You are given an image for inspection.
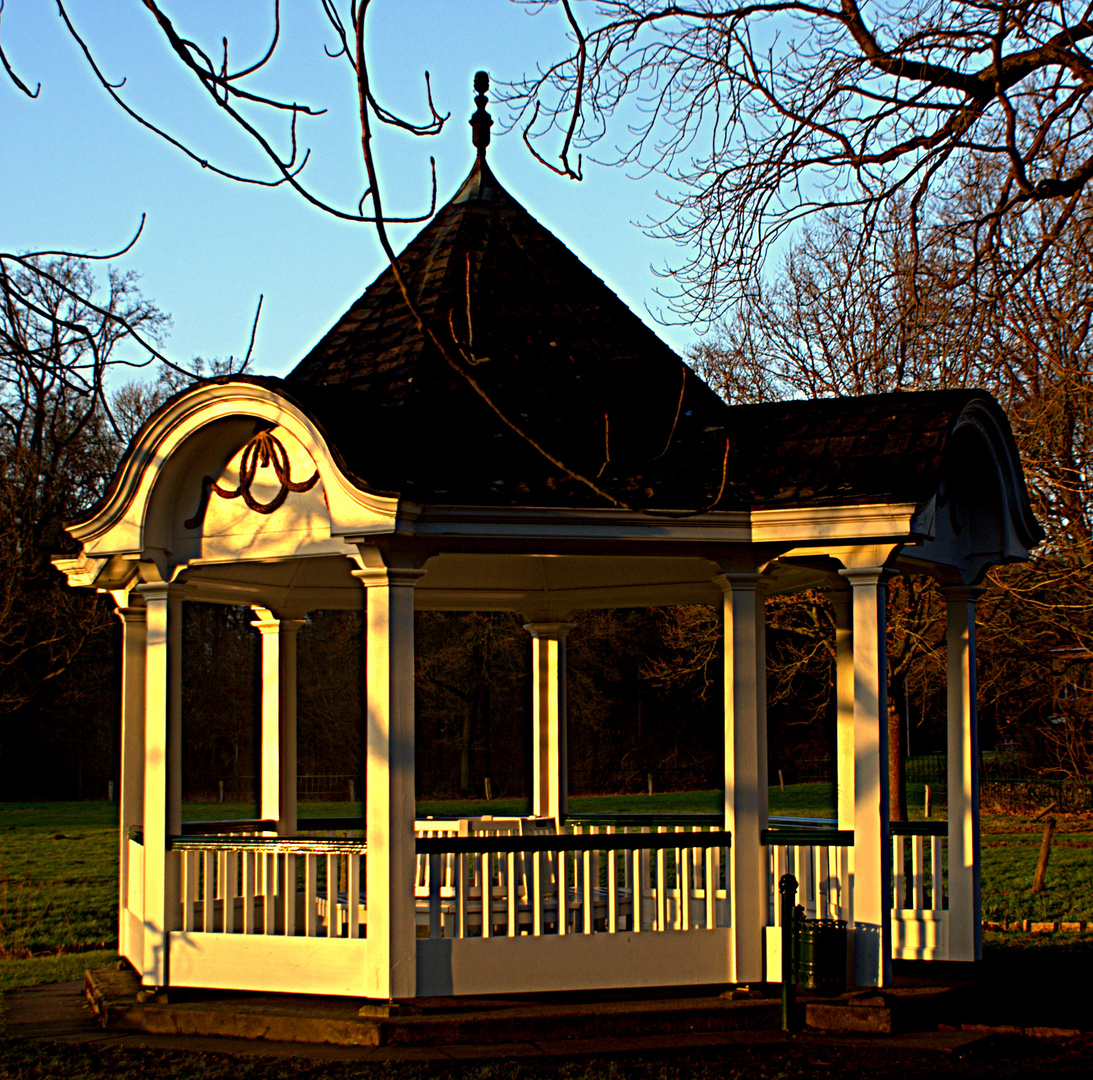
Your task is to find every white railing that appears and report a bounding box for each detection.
[170,834,366,938]
[890,823,947,914]
[761,819,951,962]
[162,818,731,944]
[762,822,853,924]
[417,826,732,940]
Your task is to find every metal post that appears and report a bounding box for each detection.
[780,873,798,1031]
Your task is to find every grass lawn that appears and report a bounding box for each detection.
[1,790,1090,991]
[2,794,1092,1078]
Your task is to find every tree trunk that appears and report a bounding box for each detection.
[459,696,475,796]
[888,676,907,822]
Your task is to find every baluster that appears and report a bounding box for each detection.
[912,835,926,910]
[506,850,517,938]
[325,853,339,937]
[457,852,468,939]
[429,852,442,939]
[181,850,195,932]
[243,851,256,934]
[480,850,491,939]
[705,845,716,929]
[839,844,850,919]
[284,853,297,936]
[582,846,593,935]
[222,850,236,934]
[680,840,692,931]
[304,853,318,937]
[893,835,906,911]
[203,850,216,933]
[557,844,567,936]
[656,844,667,932]
[633,846,644,933]
[346,852,360,938]
[532,847,543,937]
[931,836,943,912]
[264,853,278,934]
[607,832,619,934]
[771,847,785,927]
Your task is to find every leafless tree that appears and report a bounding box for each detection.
[2,1,735,513]
[507,0,1093,322]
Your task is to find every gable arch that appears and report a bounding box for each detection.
[903,396,1043,583]
[65,381,399,575]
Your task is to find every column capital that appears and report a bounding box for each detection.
[522,621,577,639]
[134,581,186,602]
[352,566,427,589]
[114,605,147,625]
[837,565,898,588]
[250,607,307,634]
[713,571,763,595]
[940,584,987,605]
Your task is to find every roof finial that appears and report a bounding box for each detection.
[470,70,493,158]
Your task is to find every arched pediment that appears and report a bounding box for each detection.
[63,381,399,584]
[901,397,1043,583]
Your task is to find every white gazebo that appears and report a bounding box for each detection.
[56,136,1041,1003]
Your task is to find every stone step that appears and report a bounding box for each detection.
[803,985,966,1034]
[86,967,780,1048]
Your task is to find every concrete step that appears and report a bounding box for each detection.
[86,967,780,1048]
[802,985,966,1034]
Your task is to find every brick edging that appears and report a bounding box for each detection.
[982,920,1090,932]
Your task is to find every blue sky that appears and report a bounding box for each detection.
[1,1,702,379]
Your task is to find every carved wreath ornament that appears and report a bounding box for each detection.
[185,430,320,530]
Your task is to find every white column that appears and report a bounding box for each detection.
[114,601,146,966]
[943,585,983,962]
[717,572,766,985]
[252,610,305,836]
[838,566,893,988]
[832,588,855,832]
[524,622,575,823]
[355,565,423,1001]
[135,583,183,988]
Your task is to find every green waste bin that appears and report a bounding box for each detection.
[793,915,847,995]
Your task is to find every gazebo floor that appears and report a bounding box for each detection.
[81,964,976,1050]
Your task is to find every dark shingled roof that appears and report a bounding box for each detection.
[285,159,733,509]
[280,158,997,513]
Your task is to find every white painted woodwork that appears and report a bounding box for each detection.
[717,572,766,984]
[832,590,855,832]
[944,586,984,962]
[135,584,173,986]
[525,622,575,822]
[416,929,733,996]
[115,602,146,967]
[199,428,342,564]
[356,560,423,1000]
[252,611,304,835]
[53,376,1040,1001]
[891,911,947,959]
[168,932,371,996]
[838,566,893,988]
[64,384,398,561]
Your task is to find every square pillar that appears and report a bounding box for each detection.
[524,622,575,823]
[716,572,767,984]
[114,600,146,967]
[831,588,855,832]
[943,585,984,962]
[354,563,423,1001]
[134,582,183,989]
[252,609,305,836]
[838,566,894,988]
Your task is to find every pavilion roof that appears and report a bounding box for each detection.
[269,160,1007,514]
